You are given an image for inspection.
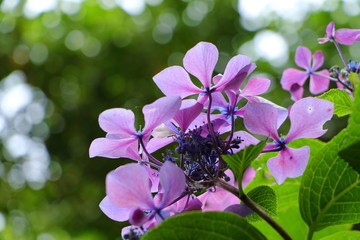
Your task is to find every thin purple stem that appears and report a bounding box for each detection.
[206,92,226,176]
[223,94,239,153]
[312,72,354,92]
[138,137,163,166]
[333,40,349,71]
[139,161,161,169]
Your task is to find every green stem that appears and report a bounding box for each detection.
[306,227,314,240]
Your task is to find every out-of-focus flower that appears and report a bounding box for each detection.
[318,22,360,45]
[281,46,330,101]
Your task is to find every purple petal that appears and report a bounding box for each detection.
[142,96,182,135]
[153,66,203,98]
[224,204,253,217]
[311,51,324,70]
[309,70,330,94]
[215,55,253,92]
[212,74,222,85]
[146,137,175,154]
[173,99,203,131]
[99,108,136,136]
[183,42,218,88]
[290,84,304,101]
[335,28,360,45]
[106,164,155,209]
[99,196,131,222]
[326,22,335,38]
[158,161,186,208]
[241,77,271,96]
[143,166,160,193]
[280,68,309,91]
[243,102,280,141]
[245,96,288,129]
[285,97,334,142]
[242,167,256,188]
[225,91,241,107]
[295,46,311,70]
[317,22,335,44]
[198,187,239,211]
[267,146,310,184]
[129,207,153,226]
[89,137,139,160]
[229,131,260,154]
[210,92,229,111]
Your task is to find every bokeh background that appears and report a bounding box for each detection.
[0,0,359,239]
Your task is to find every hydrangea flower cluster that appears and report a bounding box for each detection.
[88,27,359,237]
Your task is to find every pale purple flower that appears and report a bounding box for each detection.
[89,96,181,160]
[209,77,270,120]
[244,97,333,184]
[153,42,255,100]
[198,167,255,211]
[281,46,330,101]
[318,22,360,45]
[100,161,186,226]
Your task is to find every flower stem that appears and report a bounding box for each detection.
[333,40,349,71]
[216,180,292,240]
[223,94,238,153]
[138,137,163,166]
[312,72,354,92]
[206,92,226,175]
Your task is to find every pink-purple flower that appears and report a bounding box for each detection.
[244,97,334,184]
[318,22,360,45]
[281,46,330,101]
[100,161,186,226]
[89,96,181,161]
[153,42,255,100]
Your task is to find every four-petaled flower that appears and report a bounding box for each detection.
[153,42,255,101]
[100,161,186,226]
[281,46,330,101]
[89,96,181,160]
[244,97,334,184]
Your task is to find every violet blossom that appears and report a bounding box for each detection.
[318,22,360,45]
[89,96,181,162]
[281,46,330,101]
[100,161,186,226]
[153,42,255,101]
[244,97,333,184]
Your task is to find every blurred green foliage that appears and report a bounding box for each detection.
[0,0,359,239]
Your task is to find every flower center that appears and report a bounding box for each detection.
[274,137,287,151]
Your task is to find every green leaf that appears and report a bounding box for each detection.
[348,72,359,87]
[319,231,360,240]
[142,212,266,240]
[338,87,360,174]
[246,185,277,222]
[338,140,360,173]
[222,141,266,194]
[299,129,360,232]
[317,89,353,117]
[251,181,351,240]
[300,87,360,234]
